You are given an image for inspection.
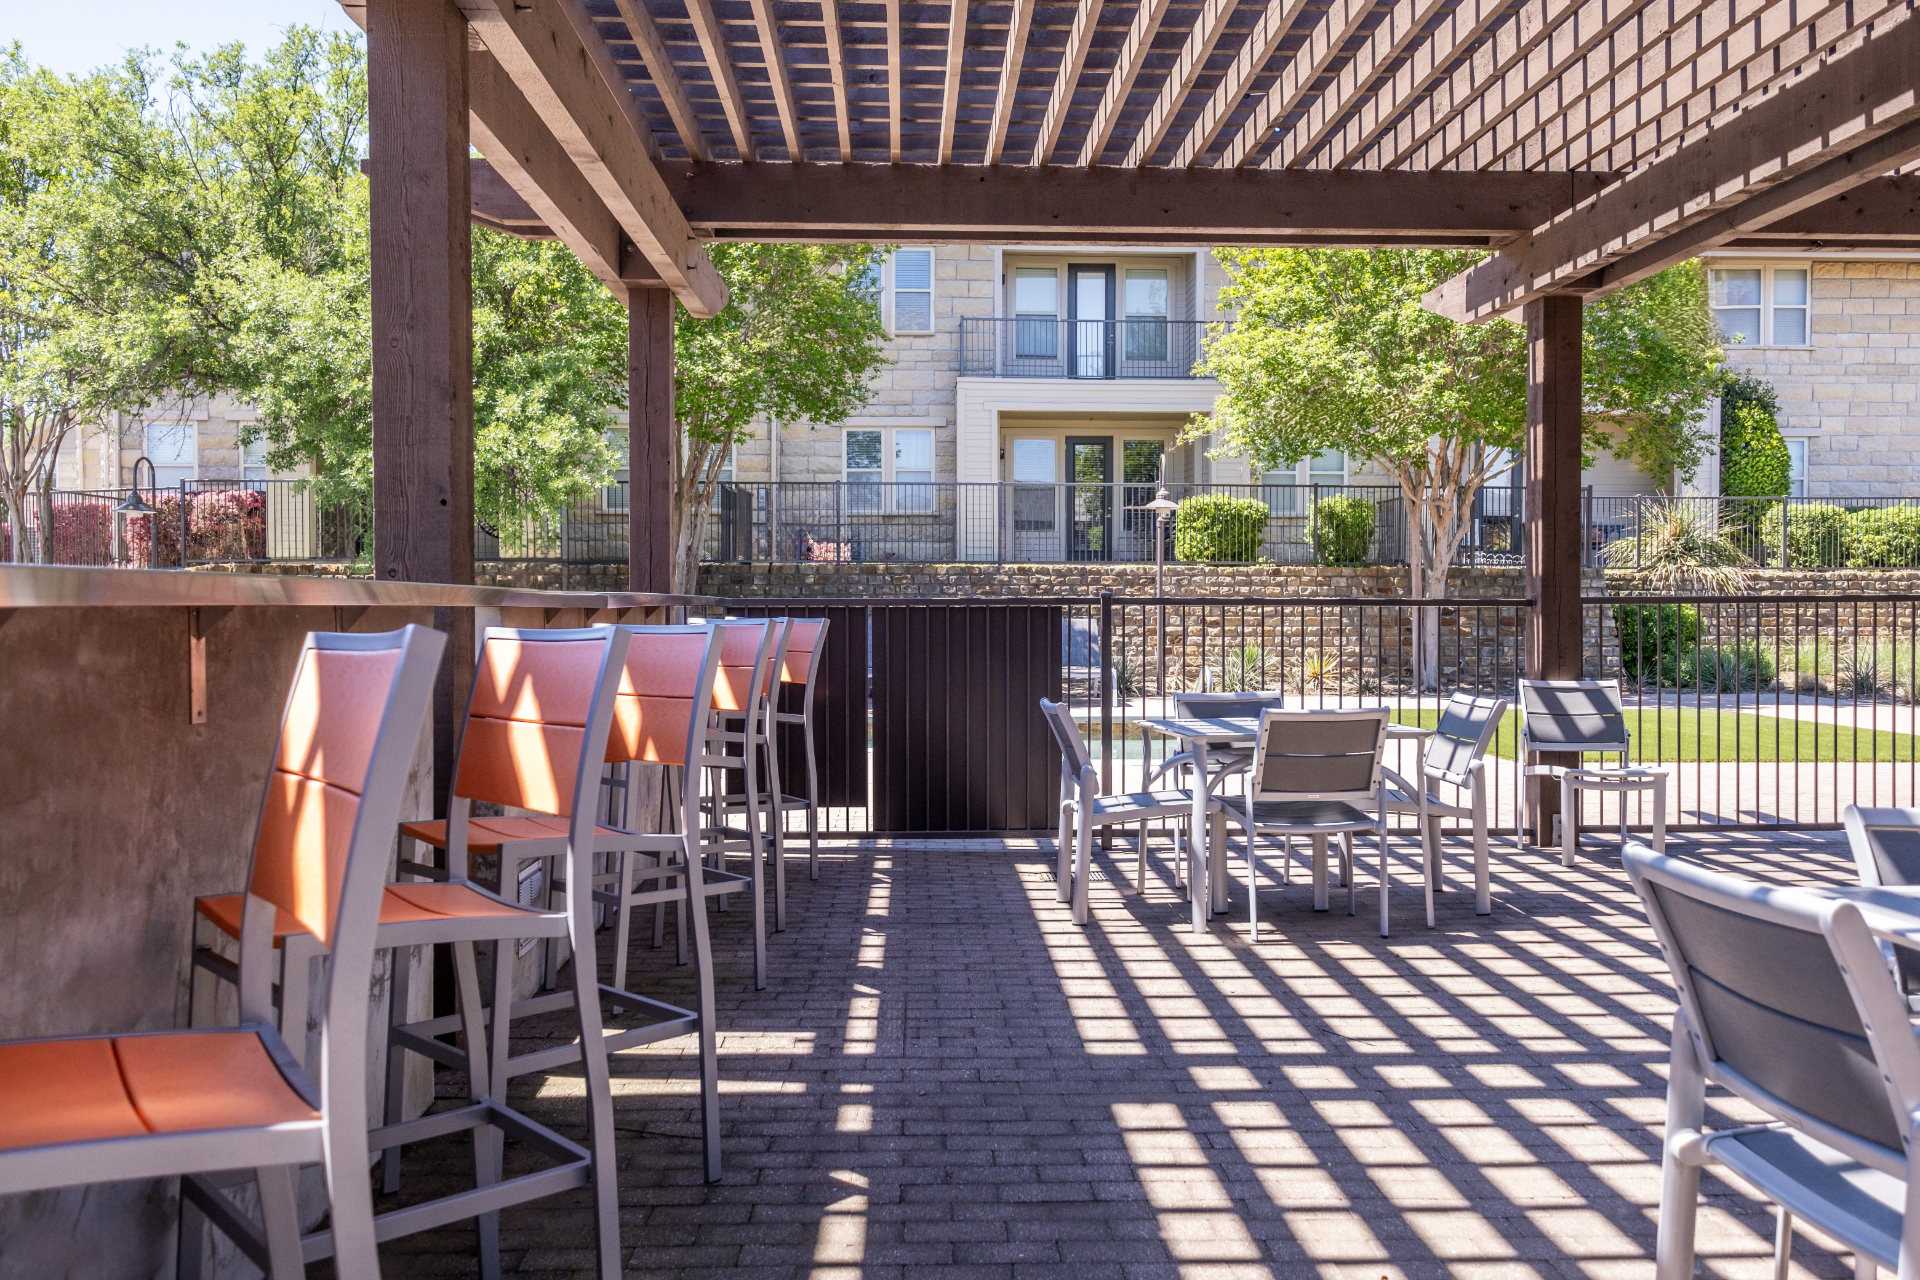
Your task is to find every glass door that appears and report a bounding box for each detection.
[1066,436,1114,561]
[1068,266,1114,378]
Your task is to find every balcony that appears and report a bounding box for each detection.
[960,317,1224,379]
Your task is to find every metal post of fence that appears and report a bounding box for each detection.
[1782,498,1791,569]
[1099,590,1114,795]
[178,482,189,569]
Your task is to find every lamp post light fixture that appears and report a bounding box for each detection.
[113,457,158,567]
[1128,458,1180,698]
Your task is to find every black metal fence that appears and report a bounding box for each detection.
[714,591,1920,838]
[960,318,1222,379]
[1587,494,1920,569]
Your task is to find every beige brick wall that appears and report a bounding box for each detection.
[1722,260,1920,499]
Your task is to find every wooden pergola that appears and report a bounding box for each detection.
[335,0,1920,808]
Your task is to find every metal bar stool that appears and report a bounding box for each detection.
[695,617,780,988]
[769,616,831,882]
[0,624,443,1280]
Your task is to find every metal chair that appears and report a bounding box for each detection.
[1383,693,1508,917]
[1843,805,1920,1013]
[1217,707,1395,938]
[1515,678,1667,864]
[1625,842,1920,1280]
[1039,699,1211,926]
[372,626,634,1280]
[1144,692,1286,795]
[768,617,832,882]
[0,624,444,1280]
[696,617,781,988]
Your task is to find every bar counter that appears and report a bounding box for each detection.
[0,566,701,1276]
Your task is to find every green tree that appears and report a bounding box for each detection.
[1198,248,1722,686]
[670,242,890,590]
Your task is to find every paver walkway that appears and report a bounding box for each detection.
[379,826,1870,1280]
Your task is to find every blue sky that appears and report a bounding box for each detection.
[5,0,352,78]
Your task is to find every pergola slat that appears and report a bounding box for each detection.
[1076,0,1175,165]
[1212,0,1379,170]
[1257,0,1450,170]
[986,0,1036,164]
[747,0,804,159]
[1170,0,1311,170]
[1034,0,1105,165]
[938,0,967,162]
[819,0,855,160]
[683,0,757,161]
[1312,0,1509,169]
[1124,0,1238,167]
[885,0,904,162]
[609,0,710,163]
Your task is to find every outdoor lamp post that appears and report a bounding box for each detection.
[1129,459,1179,698]
[113,457,157,568]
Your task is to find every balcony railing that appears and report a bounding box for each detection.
[705,481,1523,566]
[959,318,1224,379]
[1585,494,1920,569]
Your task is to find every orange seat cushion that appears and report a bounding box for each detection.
[385,882,541,920]
[401,817,622,854]
[0,1031,316,1153]
[196,894,302,943]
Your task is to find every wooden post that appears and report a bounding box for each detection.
[628,285,675,594]
[1524,294,1583,844]
[368,0,473,812]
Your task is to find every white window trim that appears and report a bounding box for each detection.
[844,426,937,513]
[1708,259,1814,349]
[1782,434,1812,499]
[144,421,198,487]
[885,247,937,336]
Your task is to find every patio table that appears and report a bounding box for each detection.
[1138,713,1432,934]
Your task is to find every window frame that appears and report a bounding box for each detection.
[844,425,938,514]
[1784,436,1810,499]
[144,422,198,489]
[887,247,937,336]
[1708,260,1814,349]
[1259,450,1347,515]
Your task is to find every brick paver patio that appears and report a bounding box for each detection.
[378,827,1868,1279]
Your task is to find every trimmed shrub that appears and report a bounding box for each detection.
[1682,642,1776,692]
[1614,603,1700,684]
[1760,502,1847,568]
[1719,376,1790,498]
[1173,493,1268,562]
[1308,494,1377,566]
[126,489,268,566]
[1,499,115,564]
[1844,505,1920,569]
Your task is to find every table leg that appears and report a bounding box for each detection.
[1190,740,1210,934]
[1210,807,1228,914]
[1312,833,1328,911]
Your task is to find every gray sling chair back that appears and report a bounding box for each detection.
[1626,843,1920,1280]
[1844,806,1920,1012]
[0,624,444,1280]
[1383,693,1507,917]
[1218,707,1395,938]
[1039,698,1213,926]
[1516,678,1667,864]
[373,625,634,1280]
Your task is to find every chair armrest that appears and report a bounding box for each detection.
[1079,763,1101,801]
[1144,751,1195,788]
[1381,765,1417,796]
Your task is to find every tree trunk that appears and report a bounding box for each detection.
[2,482,28,564]
[34,480,54,565]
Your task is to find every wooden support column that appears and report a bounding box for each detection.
[1524,294,1583,843]
[369,0,474,812]
[628,285,676,594]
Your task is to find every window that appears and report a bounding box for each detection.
[242,436,270,486]
[1013,267,1059,359]
[891,249,934,334]
[145,423,196,488]
[1710,264,1811,346]
[1123,269,1169,363]
[603,429,629,511]
[845,427,934,513]
[1009,438,1056,530]
[1785,438,1808,498]
[1260,449,1345,514]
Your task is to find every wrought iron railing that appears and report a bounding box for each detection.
[704,480,1521,567]
[959,318,1225,378]
[1585,493,1920,569]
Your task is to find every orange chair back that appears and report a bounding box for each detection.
[454,635,609,816]
[249,645,402,946]
[709,620,770,714]
[607,630,713,766]
[779,619,826,686]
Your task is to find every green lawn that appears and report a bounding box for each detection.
[1390,707,1920,764]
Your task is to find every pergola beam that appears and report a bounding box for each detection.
[1426,14,1920,321]
[661,160,1619,237]
[748,0,804,159]
[609,0,709,162]
[938,0,967,163]
[1034,0,1103,165]
[1124,0,1236,168]
[819,0,854,161]
[459,0,727,316]
[1076,0,1174,166]
[985,0,1034,164]
[684,0,757,160]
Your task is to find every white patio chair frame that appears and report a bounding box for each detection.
[1843,805,1920,1014]
[1383,693,1507,917]
[1626,842,1920,1280]
[0,624,444,1280]
[1218,707,1396,938]
[365,625,634,1280]
[1515,678,1667,865]
[768,616,831,883]
[1039,699,1214,926]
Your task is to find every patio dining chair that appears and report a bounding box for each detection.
[697,617,782,987]
[1039,698,1212,926]
[1217,707,1399,938]
[768,617,831,882]
[370,626,634,1280]
[1842,805,1920,1013]
[1516,678,1667,865]
[1626,843,1920,1280]
[1383,693,1507,917]
[0,623,444,1280]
